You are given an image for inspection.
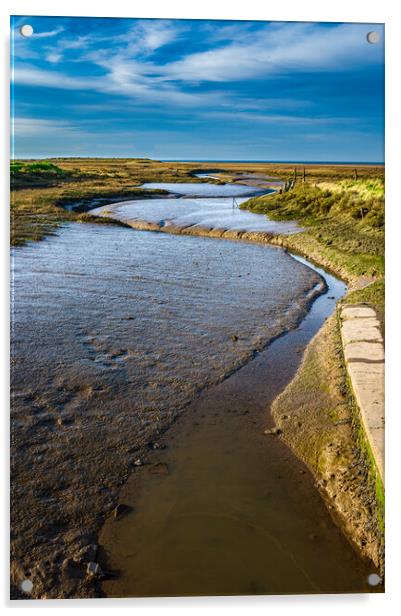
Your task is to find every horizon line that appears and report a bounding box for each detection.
[12,157,385,166]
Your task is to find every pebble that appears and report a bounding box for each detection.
[147,441,165,450]
[264,427,282,436]
[73,544,98,563]
[113,503,131,519]
[86,561,103,577]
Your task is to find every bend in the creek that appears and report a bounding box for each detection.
[91,181,301,236]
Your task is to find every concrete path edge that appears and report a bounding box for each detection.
[340,304,384,485]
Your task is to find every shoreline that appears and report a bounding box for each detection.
[90,209,368,289]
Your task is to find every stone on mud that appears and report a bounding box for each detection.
[73,544,98,563]
[264,427,282,436]
[113,503,131,519]
[86,561,103,577]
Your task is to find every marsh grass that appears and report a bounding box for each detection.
[10,158,210,246]
[317,178,384,200]
[242,181,384,282]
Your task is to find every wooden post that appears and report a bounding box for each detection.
[303,167,306,183]
[354,168,358,181]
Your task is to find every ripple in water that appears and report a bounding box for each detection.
[92,181,301,234]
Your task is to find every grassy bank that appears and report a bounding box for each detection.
[10,158,212,246]
[241,178,384,317]
[242,181,384,278]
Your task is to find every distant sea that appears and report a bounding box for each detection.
[162,159,384,165]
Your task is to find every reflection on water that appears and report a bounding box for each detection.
[92,181,301,234]
[141,181,268,197]
[12,224,318,428]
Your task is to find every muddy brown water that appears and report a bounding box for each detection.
[99,260,379,598]
[92,178,379,597]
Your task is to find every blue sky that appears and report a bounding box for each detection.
[11,16,384,161]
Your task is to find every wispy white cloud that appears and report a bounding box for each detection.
[33,27,65,38]
[158,22,384,82]
[12,64,86,90]
[12,20,384,113]
[12,116,82,138]
[202,110,358,127]
[13,20,206,106]
[44,35,93,63]
[12,62,229,108]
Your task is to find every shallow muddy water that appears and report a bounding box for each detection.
[92,181,301,234]
[11,222,320,597]
[99,260,379,597]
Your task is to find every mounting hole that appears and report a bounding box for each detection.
[20,24,34,38]
[20,579,33,593]
[367,573,382,586]
[367,31,380,44]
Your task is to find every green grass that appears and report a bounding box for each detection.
[11,161,73,188]
[342,279,384,309]
[354,417,385,534]
[318,178,385,200]
[10,158,208,246]
[242,182,384,282]
[243,183,384,229]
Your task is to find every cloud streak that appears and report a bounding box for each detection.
[13,21,384,107]
[10,16,384,161]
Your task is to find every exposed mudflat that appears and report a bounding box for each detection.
[91,181,301,235]
[10,223,321,598]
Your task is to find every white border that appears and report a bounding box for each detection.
[1,1,400,614]
[0,0,390,23]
